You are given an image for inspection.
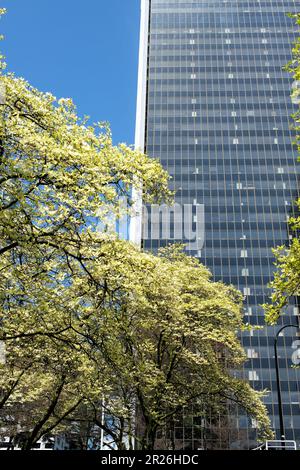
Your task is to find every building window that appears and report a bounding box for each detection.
[251,419,258,429]
[247,308,253,316]
[247,349,259,359]
[249,371,259,381]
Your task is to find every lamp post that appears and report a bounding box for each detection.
[274,323,299,441]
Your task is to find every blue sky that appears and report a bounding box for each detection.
[1,0,141,145]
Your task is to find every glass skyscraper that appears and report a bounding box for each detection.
[135,0,300,449]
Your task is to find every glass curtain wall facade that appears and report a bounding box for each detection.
[138,0,300,449]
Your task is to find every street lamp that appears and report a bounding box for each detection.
[274,323,299,441]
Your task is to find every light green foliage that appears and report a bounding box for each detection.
[0,33,171,447]
[86,244,272,448]
[264,14,300,325]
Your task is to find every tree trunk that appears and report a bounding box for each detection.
[142,421,158,450]
[21,377,66,450]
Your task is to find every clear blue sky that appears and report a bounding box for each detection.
[1,0,141,145]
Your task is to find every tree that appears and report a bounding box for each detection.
[0,309,110,450]
[0,9,171,448]
[264,14,300,325]
[62,244,272,450]
[0,3,171,376]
